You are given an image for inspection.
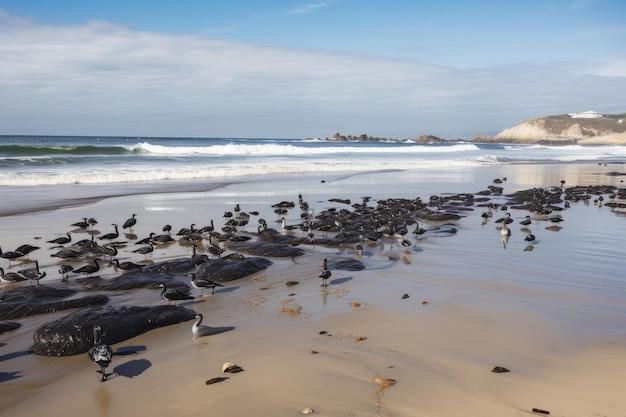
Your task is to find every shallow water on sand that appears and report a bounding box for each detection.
[1,164,625,416]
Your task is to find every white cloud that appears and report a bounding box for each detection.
[0,16,624,138]
[286,2,330,15]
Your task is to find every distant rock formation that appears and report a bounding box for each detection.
[310,133,452,143]
[475,114,626,145]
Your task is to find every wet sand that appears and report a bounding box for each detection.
[1,163,626,417]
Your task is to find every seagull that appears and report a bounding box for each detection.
[192,313,215,338]
[58,264,74,281]
[72,259,101,277]
[47,232,72,245]
[189,273,223,296]
[319,258,332,287]
[158,283,194,304]
[88,326,113,382]
[122,213,137,231]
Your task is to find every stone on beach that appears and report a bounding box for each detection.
[32,304,196,356]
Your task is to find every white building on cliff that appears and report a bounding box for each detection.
[568,111,603,118]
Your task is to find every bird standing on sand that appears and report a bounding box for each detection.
[110,258,144,272]
[18,260,47,286]
[47,232,72,245]
[192,313,215,338]
[319,258,332,287]
[0,246,25,264]
[99,224,119,241]
[133,243,154,258]
[0,267,28,283]
[58,264,74,280]
[189,273,223,296]
[122,214,137,231]
[158,283,194,304]
[88,326,113,382]
[72,259,101,277]
[520,215,532,227]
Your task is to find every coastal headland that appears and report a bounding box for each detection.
[313,112,626,145]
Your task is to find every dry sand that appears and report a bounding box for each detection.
[1,164,626,417]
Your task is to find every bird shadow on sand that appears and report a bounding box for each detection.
[0,371,23,383]
[215,286,238,294]
[115,345,146,356]
[329,276,353,286]
[0,350,31,363]
[113,358,152,379]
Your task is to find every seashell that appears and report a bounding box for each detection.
[302,408,314,414]
[222,362,244,373]
[401,293,409,299]
[491,366,510,373]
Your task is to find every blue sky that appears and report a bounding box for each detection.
[1,0,625,138]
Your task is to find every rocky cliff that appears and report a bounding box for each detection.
[477,114,626,145]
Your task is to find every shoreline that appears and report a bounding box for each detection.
[1,163,625,416]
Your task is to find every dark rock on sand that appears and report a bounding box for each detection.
[193,256,273,282]
[327,258,365,271]
[0,286,109,320]
[76,272,190,293]
[32,304,196,356]
[0,321,21,334]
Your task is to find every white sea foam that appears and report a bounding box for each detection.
[134,141,481,156]
[0,159,482,186]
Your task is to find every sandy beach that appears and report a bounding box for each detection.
[1,163,626,417]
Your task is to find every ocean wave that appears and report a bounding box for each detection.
[0,144,137,157]
[135,141,481,156]
[0,159,482,186]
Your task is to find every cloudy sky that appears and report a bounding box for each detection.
[1,0,625,139]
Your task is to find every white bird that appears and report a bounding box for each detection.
[192,314,216,338]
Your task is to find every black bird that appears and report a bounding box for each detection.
[88,326,113,382]
[162,224,172,234]
[158,283,194,304]
[132,243,154,258]
[0,267,28,283]
[71,218,90,229]
[14,244,40,257]
[47,232,72,245]
[520,215,532,226]
[50,248,82,260]
[524,233,536,243]
[495,212,513,224]
[189,273,223,296]
[18,260,47,286]
[72,259,101,277]
[58,264,74,280]
[99,224,119,241]
[110,258,144,272]
[319,258,332,287]
[0,246,24,263]
[122,213,137,230]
